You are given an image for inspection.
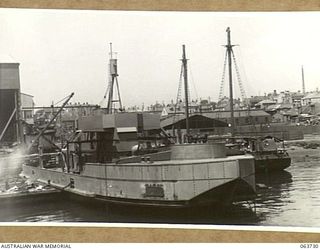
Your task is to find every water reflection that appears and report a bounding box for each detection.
[0,188,260,224]
[254,171,293,224]
[256,170,293,206]
[101,200,259,225]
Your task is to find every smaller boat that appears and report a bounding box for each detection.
[214,135,291,173]
[243,136,291,173]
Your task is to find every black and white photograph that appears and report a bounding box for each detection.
[0,8,319,231]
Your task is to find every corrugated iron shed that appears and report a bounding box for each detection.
[161,114,228,129]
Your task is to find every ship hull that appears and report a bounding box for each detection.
[93,178,256,208]
[254,153,291,173]
[22,154,256,209]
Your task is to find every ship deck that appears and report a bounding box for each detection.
[95,154,254,167]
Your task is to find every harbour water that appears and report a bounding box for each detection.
[0,146,319,227]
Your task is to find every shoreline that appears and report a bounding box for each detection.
[285,135,320,162]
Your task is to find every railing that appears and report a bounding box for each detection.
[24,152,66,170]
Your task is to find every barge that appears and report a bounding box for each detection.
[22,43,256,209]
[22,115,256,208]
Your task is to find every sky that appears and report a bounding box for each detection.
[0,9,320,107]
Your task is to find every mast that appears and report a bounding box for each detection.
[225,27,235,137]
[302,65,306,95]
[106,43,122,114]
[182,45,190,136]
[107,43,114,113]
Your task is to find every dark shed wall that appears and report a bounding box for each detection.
[0,89,17,143]
[0,63,21,144]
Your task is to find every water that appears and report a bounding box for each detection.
[0,147,320,227]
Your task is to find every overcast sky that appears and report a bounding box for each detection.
[1,9,320,107]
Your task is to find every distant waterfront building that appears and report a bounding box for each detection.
[301,102,320,116]
[274,91,292,104]
[255,99,277,110]
[302,91,320,105]
[149,102,164,112]
[216,96,230,110]
[199,99,215,112]
[207,110,271,126]
[161,110,271,129]
[265,103,296,123]
[291,91,304,108]
[246,96,265,108]
[21,93,35,124]
[160,99,216,118]
[216,97,242,111]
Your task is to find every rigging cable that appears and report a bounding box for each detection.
[238,46,253,107]
[218,50,228,102]
[99,84,111,107]
[173,63,184,125]
[188,63,199,102]
[231,49,248,104]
